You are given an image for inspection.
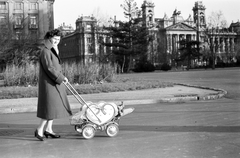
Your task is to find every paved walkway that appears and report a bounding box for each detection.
[0,84,227,114]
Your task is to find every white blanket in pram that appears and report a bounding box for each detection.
[70,101,133,126]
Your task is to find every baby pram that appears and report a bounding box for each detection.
[64,82,134,139]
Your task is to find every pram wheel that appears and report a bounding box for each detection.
[82,125,95,139]
[106,123,119,137]
[75,125,82,133]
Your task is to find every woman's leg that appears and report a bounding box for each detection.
[44,119,61,138]
[37,119,47,136]
[45,120,54,133]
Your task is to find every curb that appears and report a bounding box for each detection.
[0,84,228,114]
[174,83,227,101]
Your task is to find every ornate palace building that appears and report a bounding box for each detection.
[0,0,55,40]
[142,0,239,67]
[59,16,110,64]
[59,0,240,67]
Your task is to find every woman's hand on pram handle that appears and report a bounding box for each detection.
[63,77,68,84]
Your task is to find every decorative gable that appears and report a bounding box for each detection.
[166,23,196,31]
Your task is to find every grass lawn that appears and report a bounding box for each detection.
[0,77,174,99]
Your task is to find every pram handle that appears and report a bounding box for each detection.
[63,81,101,123]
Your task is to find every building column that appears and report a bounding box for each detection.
[191,34,196,41]
[176,34,179,51]
[215,37,220,54]
[103,36,106,54]
[169,34,172,54]
[229,38,235,62]
[221,37,225,53]
[230,38,235,53]
[166,34,170,54]
[211,36,216,65]
[94,32,98,56]
[225,38,230,54]
[182,34,186,41]
[171,34,177,65]
[172,34,176,54]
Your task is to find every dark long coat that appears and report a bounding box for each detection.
[37,40,72,120]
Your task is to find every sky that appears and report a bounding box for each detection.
[54,0,240,29]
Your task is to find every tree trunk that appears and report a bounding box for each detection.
[212,48,215,69]
[122,55,125,73]
[187,55,190,70]
[127,54,132,72]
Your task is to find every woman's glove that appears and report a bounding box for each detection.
[63,77,68,83]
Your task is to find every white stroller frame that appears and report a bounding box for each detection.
[64,82,126,139]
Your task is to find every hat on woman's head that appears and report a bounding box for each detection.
[44,29,62,39]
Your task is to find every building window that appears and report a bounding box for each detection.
[88,44,92,54]
[86,24,91,30]
[0,2,6,10]
[148,14,153,23]
[29,15,38,29]
[14,14,23,29]
[0,14,7,29]
[15,2,23,10]
[0,15,7,23]
[29,3,38,10]
[106,37,111,53]
[15,15,22,25]
[87,37,92,44]
[15,31,22,40]
[87,37,93,54]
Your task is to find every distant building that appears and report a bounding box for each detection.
[230,21,240,33]
[0,0,55,40]
[57,22,74,36]
[59,0,240,68]
[59,15,110,64]
[143,0,240,67]
[0,0,55,71]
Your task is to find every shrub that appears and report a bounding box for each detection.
[216,62,226,68]
[62,62,117,84]
[3,63,39,86]
[133,61,155,72]
[0,73,4,80]
[2,62,117,86]
[98,64,117,82]
[160,63,171,71]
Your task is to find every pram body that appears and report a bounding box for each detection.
[64,82,134,139]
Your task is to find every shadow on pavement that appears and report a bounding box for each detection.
[1,123,240,140]
[120,125,240,133]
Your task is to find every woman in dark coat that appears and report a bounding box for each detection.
[35,29,72,141]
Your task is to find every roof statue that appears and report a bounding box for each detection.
[173,9,181,16]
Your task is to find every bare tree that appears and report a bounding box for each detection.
[207,10,228,28]
[205,10,229,69]
[0,16,40,67]
[92,7,111,27]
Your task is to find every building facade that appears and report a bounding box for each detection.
[59,0,240,68]
[58,22,74,36]
[0,0,55,40]
[59,15,111,64]
[144,1,239,67]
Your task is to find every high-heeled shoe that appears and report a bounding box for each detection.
[44,131,61,139]
[34,129,45,141]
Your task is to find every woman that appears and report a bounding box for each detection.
[35,29,72,141]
